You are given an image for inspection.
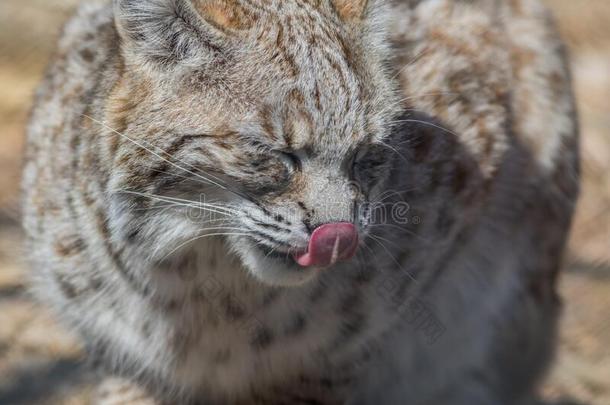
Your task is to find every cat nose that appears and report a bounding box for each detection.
[293,222,359,267]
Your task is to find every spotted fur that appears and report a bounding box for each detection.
[22,0,578,403]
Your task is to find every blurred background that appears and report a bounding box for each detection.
[0,1,608,404]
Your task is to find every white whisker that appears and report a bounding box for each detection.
[390,118,458,137]
[117,190,238,216]
[367,235,419,284]
[83,114,233,193]
[157,231,251,262]
[394,92,458,105]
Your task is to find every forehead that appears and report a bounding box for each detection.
[264,86,370,156]
[247,5,373,152]
[170,1,382,152]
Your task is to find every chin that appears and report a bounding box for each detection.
[231,237,321,287]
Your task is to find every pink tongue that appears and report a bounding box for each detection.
[294,223,359,267]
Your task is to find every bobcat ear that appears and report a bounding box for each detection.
[331,0,369,22]
[113,0,245,65]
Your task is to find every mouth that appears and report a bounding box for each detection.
[253,223,359,269]
[293,222,360,268]
[241,223,360,286]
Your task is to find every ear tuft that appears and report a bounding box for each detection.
[332,0,369,22]
[193,0,252,31]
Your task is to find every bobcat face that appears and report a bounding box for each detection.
[108,0,400,286]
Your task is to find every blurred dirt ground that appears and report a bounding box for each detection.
[0,1,608,404]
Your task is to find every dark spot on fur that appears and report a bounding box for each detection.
[125,228,140,243]
[55,275,78,299]
[223,294,246,321]
[165,299,180,312]
[452,162,471,195]
[54,235,86,257]
[285,313,308,336]
[80,48,95,63]
[273,213,287,224]
[250,325,274,350]
[262,288,281,307]
[89,275,104,291]
[339,291,362,315]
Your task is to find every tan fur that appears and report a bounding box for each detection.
[333,0,369,21]
[194,0,253,31]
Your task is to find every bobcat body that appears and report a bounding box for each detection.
[22,0,579,403]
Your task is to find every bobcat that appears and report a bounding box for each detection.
[22,0,579,403]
